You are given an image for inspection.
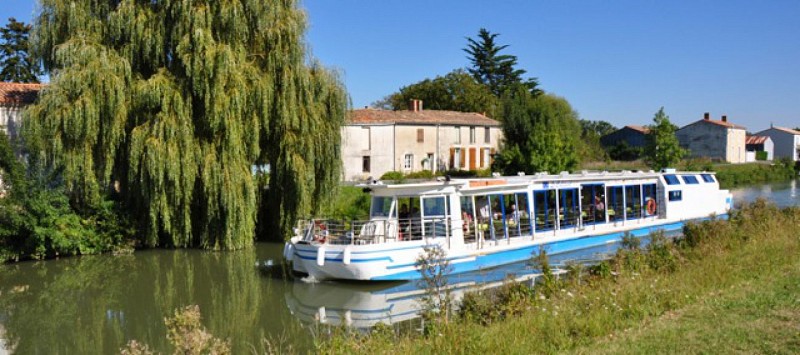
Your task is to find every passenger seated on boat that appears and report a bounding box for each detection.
[462,211,473,233]
[593,195,605,221]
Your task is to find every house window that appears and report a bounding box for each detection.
[481,148,491,168]
[363,126,371,150]
[417,128,424,143]
[362,156,370,173]
[454,148,462,169]
[470,127,476,143]
[404,154,414,170]
[484,127,490,143]
[455,126,461,144]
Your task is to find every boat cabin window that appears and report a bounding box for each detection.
[701,174,715,183]
[504,192,531,236]
[681,175,699,184]
[559,188,579,228]
[607,186,624,222]
[581,184,606,225]
[664,174,681,185]
[422,196,448,217]
[371,196,395,217]
[668,190,682,201]
[625,185,642,219]
[534,190,557,231]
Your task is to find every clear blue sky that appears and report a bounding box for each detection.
[3,1,799,131]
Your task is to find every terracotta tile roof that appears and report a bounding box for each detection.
[349,108,501,126]
[770,126,800,135]
[625,125,650,134]
[0,82,43,106]
[746,135,768,145]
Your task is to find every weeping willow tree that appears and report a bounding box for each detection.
[24,0,347,249]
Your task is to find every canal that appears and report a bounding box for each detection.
[1,180,798,353]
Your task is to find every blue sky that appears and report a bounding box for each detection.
[2,1,799,131]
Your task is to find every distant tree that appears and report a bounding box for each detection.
[579,119,616,162]
[493,87,581,174]
[463,28,540,97]
[580,119,617,137]
[380,69,499,117]
[644,107,685,170]
[608,141,644,161]
[0,18,40,83]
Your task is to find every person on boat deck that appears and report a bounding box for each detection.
[593,195,605,220]
[462,211,473,233]
[399,204,410,231]
[507,204,526,221]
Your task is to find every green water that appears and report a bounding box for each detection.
[0,244,321,354]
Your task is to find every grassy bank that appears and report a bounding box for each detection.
[318,200,800,354]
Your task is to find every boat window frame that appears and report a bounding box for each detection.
[681,175,700,184]
[580,183,606,225]
[664,174,681,185]
[701,174,715,183]
[668,190,683,202]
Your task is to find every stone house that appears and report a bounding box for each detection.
[754,126,800,161]
[744,135,773,161]
[599,125,649,149]
[0,82,43,139]
[676,113,746,163]
[341,100,503,181]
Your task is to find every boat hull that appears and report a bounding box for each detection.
[287,215,725,281]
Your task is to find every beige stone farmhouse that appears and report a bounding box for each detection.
[676,113,746,163]
[341,100,502,181]
[0,82,42,139]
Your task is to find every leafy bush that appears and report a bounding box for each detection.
[379,171,404,181]
[755,151,768,161]
[405,170,434,179]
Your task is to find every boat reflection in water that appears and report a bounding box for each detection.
[285,243,617,331]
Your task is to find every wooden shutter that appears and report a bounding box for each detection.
[469,148,477,170]
[449,147,455,169]
[460,148,466,168]
[480,148,485,167]
[417,128,424,143]
[490,148,496,166]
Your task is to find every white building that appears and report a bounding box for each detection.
[341,100,502,181]
[755,126,800,161]
[0,82,43,139]
[676,113,746,164]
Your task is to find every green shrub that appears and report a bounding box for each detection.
[755,151,768,161]
[405,170,434,179]
[379,171,404,181]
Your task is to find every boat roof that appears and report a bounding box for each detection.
[363,170,716,195]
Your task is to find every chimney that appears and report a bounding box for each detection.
[409,99,423,112]
[703,112,710,120]
[721,115,727,122]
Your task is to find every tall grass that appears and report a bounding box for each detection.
[317,200,800,354]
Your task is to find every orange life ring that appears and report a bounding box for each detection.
[646,199,656,215]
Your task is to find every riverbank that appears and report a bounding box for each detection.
[318,200,800,354]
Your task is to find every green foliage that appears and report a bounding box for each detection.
[755,151,768,161]
[712,159,796,188]
[578,119,615,162]
[620,231,641,250]
[416,245,454,325]
[379,171,404,181]
[26,0,347,248]
[163,305,231,354]
[0,17,40,82]
[644,107,685,170]
[324,186,370,220]
[494,89,581,174]
[379,69,500,118]
[607,141,644,161]
[464,28,539,97]
[404,170,435,179]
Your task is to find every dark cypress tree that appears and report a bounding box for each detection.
[463,28,539,97]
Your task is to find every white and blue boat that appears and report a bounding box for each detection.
[284,169,732,281]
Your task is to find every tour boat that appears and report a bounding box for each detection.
[283,169,732,281]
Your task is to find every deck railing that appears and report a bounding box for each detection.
[296,217,452,245]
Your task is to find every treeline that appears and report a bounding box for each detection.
[375,29,685,175]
